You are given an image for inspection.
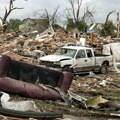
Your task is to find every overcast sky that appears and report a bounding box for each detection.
[0,0,120,24]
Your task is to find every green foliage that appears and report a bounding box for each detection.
[66,18,75,30]
[66,18,88,32]
[76,20,88,32]
[53,24,62,30]
[100,20,116,37]
[7,19,21,31]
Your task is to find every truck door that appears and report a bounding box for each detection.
[73,49,95,73]
[73,49,87,72]
[85,49,95,71]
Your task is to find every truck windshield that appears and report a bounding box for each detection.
[54,48,77,58]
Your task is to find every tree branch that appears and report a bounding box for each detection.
[76,0,82,20]
[104,10,115,27]
[69,0,76,22]
[11,7,24,11]
[1,0,24,25]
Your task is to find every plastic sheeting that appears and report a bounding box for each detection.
[102,43,120,62]
[0,92,40,112]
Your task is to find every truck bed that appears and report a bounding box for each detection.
[94,54,111,57]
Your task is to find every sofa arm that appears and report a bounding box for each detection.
[0,55,11,77]
[57,72,74,93]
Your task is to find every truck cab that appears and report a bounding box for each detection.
[39,46,113,74]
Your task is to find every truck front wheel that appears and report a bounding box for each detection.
[62,66,73,72]
[100,63,108,74]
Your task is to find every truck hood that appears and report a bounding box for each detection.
[39,55,72,62]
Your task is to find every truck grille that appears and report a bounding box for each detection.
[40,61,60,68]
[41,61,53,67]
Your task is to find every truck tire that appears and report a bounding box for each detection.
[62,66,73,72]
[100,63,108,74]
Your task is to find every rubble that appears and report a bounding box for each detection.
[0,26,120,120]
[0,27,90,63]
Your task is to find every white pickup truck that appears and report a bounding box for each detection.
[39,46,113,74]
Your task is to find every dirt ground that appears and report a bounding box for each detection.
[1,70,120,120]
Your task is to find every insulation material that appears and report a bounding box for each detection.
[0,92,40,112]
[103,43,120,62]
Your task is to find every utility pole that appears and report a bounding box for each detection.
[117,12,120,38]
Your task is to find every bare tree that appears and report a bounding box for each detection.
[68,0,83,23]
[66,0,94,31]
[104,10,115,27]
[0,0,24,25]
[100,11,116,36]
[41,6,60,27]
[81,5,94,22]
[33,6,60,29]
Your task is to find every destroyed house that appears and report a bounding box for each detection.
[19,18,48,33]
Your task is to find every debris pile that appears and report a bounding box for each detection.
[0,27,104,63]
[0,27,120,120]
